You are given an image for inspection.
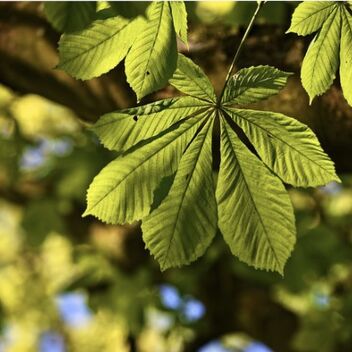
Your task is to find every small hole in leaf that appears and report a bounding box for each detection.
[146,71,150,75]
[133,116,138,121]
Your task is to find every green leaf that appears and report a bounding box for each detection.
[169,54,216,102]
[84,51,338,273]
[108,1,149,18]
[58,16,143,80]
[44,2,97,33]
[221,66,292,106]
[170,1,188,45]
[125,2,177,100]
[142,118,217,270]
[216,118,296,274]
[84,111,207,224]
[225,107,340,187]
[301,6,341,103]
[288,2,352,106]
[287,1,337,35]
[340,7,352,106]
[93,96,206,151]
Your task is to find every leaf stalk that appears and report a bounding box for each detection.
[217,1,265,104]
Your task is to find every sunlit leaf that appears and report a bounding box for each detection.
[170,1,188,45]
[300,6,341,103]
[225,107,340,187]
[142,118,217,270]
[340,8,352,106]
[169,54,216,102]
[84,111,207,224]
[125,2,177,100]
[58,16,143,79]
[287,1,336,35]
[216,118,296,274]
[85,54,337,272]
[221,66,292,105]
[93,96,207,151]
[288,2,352,106]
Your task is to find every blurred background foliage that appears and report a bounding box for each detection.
[0,1,352,352]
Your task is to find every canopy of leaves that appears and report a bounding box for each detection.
[58,1,188,100]
[84,55,339,274]
[288,1,352,106]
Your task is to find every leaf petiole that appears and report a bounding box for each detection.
[217,1,265,104]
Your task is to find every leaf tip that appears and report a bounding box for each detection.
[308,95,315,105]
[334,174,342,184]
[159,265,168,272]
[82,209,90,218]
[277,267,285,277]
[158,257,171,272]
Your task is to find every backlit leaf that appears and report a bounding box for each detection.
[287,1,336,35]
[216,118,296,274]
[93,96,207,151]
[84,111,207,224]
[340,7,352,106]
[84,51,338,273]
[58,16,143,80]
[169,54,216,102]
[301,6,341,103]
[225,108,340,187]
[221,66,292,106]
[288,2,352,106]
[170,1,188,45]
[142,118,217,270]
[125,2,177,100]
